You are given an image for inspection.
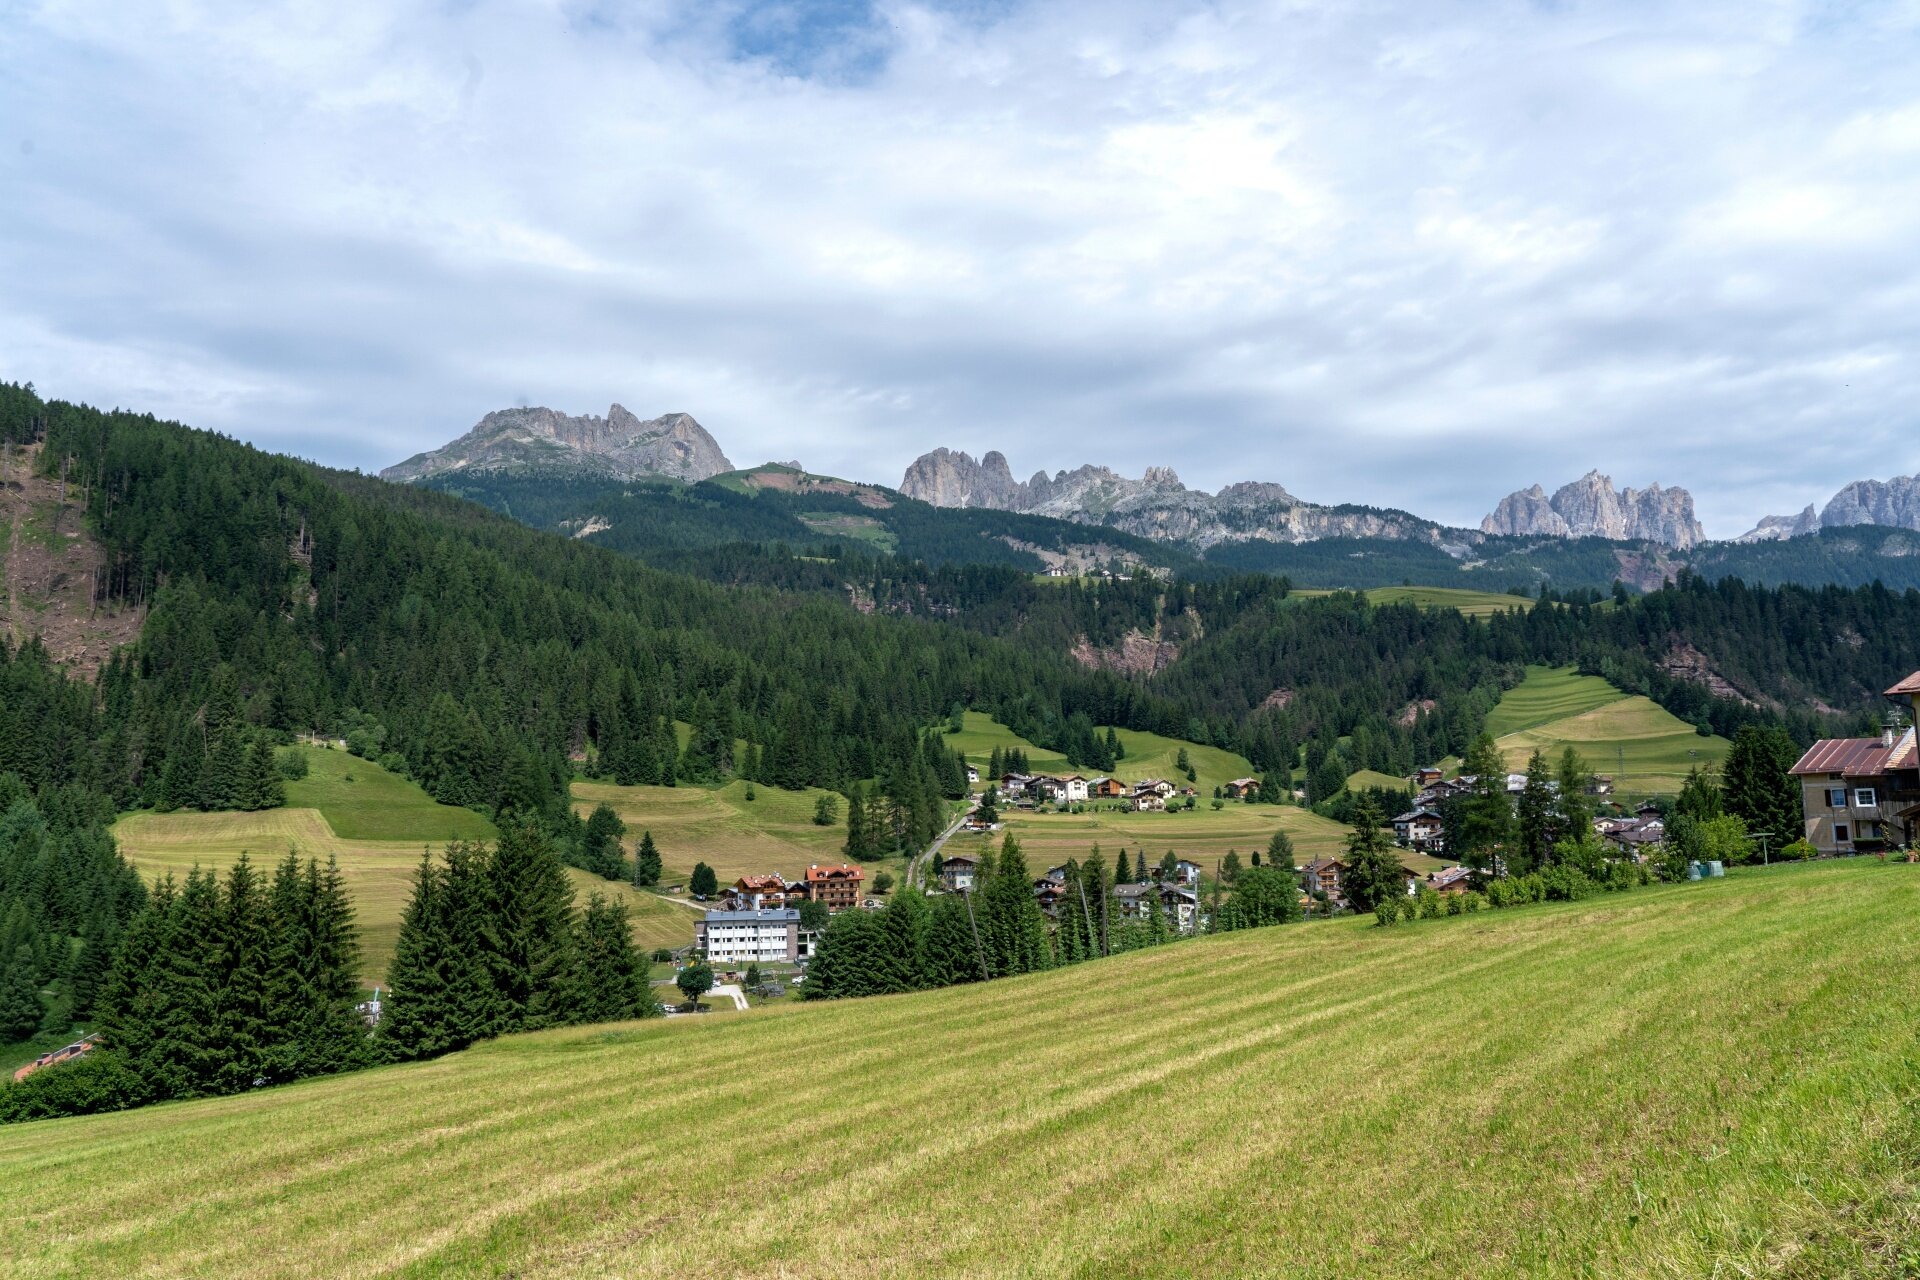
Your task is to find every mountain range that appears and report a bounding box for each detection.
[382,406,1920,565]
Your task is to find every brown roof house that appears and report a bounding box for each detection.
[1789,671,1920,855]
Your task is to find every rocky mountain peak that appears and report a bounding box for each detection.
[381,404,733,485]
[1482,472,1705,548]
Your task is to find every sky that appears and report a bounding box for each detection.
[3,0,1919,538]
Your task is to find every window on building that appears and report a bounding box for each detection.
[1835,824,1850,843]
[1854,788,1878,809]
[1827,788,1848,807]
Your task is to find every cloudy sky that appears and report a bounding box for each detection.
[4,0,1919,536]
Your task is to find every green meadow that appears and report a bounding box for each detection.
[6,862,1919,1277]
[947,711,1261,795]
[1483,668,1731,794]
[1294,585,1534,617]
[111,750,692,976]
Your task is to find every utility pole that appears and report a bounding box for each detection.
[961,888,991,982]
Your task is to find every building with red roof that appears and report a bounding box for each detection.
[1789,671,1920,854]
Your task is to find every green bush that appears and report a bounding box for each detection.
[0,1050,147,1124]
[1782,839,1817,861]
[1374,901,1400,928]
[276,749,310,781]
[1416,886,1443,919]
[376,752,408,777]
[1445,892,1465,916]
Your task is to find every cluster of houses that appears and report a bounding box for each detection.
[1391,768,1616,855]
[939,852,1205,932]
[998,772,1201,812]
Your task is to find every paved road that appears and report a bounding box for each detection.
[909,800,979,890]
[707,983,749,1011]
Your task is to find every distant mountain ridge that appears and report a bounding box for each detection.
[897,448,1456,550]
[1739,474,1920,541]
[1481,472,1706,549]
[380,404,732,484]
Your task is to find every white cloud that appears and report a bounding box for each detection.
[1,0,1917,536]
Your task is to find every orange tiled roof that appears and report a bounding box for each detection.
[805,863,865,882]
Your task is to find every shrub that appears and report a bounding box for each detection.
[1445,892,1464,916]
[276,749,310,781]
[1463,891,1486,913]
[1783,839,1817,861]
[0,1051,147,1123]
[1416,886,1443,919]
[376,752,408,777]
[1375,901,1400,928]
[650,948,674,963]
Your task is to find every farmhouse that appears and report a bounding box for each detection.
[966,765,980,784]
[1299,857,1347,907]
[1427,865,1476,895]
[801,863,866,913]
[1392,806,1444,851]
[1060,775,1090,803]
[1132,790,1166,812]
[1413,766,1445,788]
[696,908,814,964]
[1000,773,1034,796]
[1135,779,1176,798]
[940,855,979,892]
[1088,777,1126,798]
[1223,777,1261,799]
[1789,671,1920,855]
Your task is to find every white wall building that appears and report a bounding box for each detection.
[696,909,812,964]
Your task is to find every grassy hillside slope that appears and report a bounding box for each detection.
[1478,667,1733,795]
[1295,585,1534,617]
[113,750,692,974]
[6,862,1918,1278]
[948,712,1260,795]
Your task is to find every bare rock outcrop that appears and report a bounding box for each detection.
[1820,475,1920,532]
[1481,472,1705,549]
[382,405,733,484]
[900,449,1447,549]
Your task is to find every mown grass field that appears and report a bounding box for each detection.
[1461,666,1734,796]
[282,746,498,842]
[111,756,692,977]
[1295,585,1533,617]
[8,862,1920,1277]
[947,712,1261,796]
[569,777,892,886]
[1483,665,1631,737]
[1345,767,1409,793]
[112,808,694,975]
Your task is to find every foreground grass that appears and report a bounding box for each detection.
[6,861,1919,1277]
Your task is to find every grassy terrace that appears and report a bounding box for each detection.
[6,861,1919,1277]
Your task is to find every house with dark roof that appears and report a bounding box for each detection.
[1391,806,1444,851]
[1789,672,1920,855]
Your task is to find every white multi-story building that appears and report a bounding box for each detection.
[695,909,813,964]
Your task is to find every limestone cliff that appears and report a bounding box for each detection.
[899,450,1448,549]
[382,405,733,484]
[1481,472,1705,548]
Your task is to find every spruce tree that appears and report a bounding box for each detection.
[843,784,870,860]
[242,738,285,810]
[572,894,656,1023]
[923,893,980,986]
[1341,799,1405,914]
[0,944,45,1041]
[632,830,662,887]
[136,867,222,1099]
[1515,751,1557,874]
[690,862,719,898]
[382,853,459,1060]
[875,889,930,993]
[1266,828,1295,869]
[208,854,273,1093]
[1133,850,1147,883]
[1721,726,1801,846]
[485,823,580,1033]
[582,803,626,880]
